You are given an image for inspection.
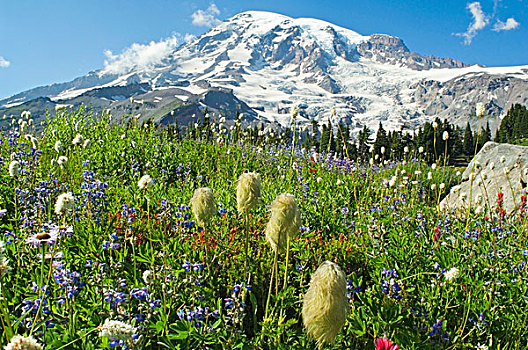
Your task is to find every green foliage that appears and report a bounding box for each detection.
[495,103,528,143]
[0,106,526,349]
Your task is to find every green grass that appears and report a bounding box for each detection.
[0,107,527,349]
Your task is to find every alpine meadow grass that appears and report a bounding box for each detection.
[0,106,526,349]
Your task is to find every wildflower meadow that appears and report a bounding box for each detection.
[0,107,527,349]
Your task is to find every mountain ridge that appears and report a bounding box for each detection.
[1,10,527,134]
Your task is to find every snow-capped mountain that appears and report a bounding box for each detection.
[2,11,528,133]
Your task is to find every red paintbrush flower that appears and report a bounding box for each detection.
[374,336,399,350]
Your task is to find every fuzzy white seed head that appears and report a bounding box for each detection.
[83,139,91,148]
[4,335,42,350]
[444,267,460,282]
[99,319,136,341]
[404,146,409,153]
[190,187,216,227]
[476,102,485,117]
[142,270,154,284]
[440,183,445,190]
[138,175,153,190]
[55,192,74,216]
[389,176,397,188]
[380,146,385,155]
[431,184,436,190]
[236,172,262,214]
[57,156,68,166]
[265,193,300,252]
[431,163,437,170]
[432,121,438,129]
[19,121,27,134]
[54,140,63,153]
[336,179,343,186]
[419,146,424,153]
[8,160,20,177]
[0,240,10,278]
[442,131,449,141]
[302,261,348,347]
[72,134,83,146]
[428,172,433,180]
[30,137,39,150]
[316,177,322,184]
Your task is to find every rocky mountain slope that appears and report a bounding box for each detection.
[1,11,528,134]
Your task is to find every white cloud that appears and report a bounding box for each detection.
[455,2,490,45]
[493,17,520,31]
[184,33,197,43]
[191,3,221,27]
[102,35,180,74]
[0,56,10,68]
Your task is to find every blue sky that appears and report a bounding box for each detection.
[0,0,526,98]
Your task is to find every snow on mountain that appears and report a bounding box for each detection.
[1,10,528,134]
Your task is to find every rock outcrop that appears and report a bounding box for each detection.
[441,142,528,216]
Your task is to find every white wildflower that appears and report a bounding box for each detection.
[444,267,460,282]
[0,240,11,278]
[54,140,63,153]
[99,319,136,341]
[8,160,20,177]
[55,192,75,215]
[476,102,485,117]
[4,335,42,350]
[138,175,153,190]
[57,156,68,166]
[72,134,83,146]
[142,270,154,284]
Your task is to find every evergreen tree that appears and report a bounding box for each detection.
[496,103,528,143]
[462,121,474,156]
[373,122,390,158]
[357,125,371,160]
